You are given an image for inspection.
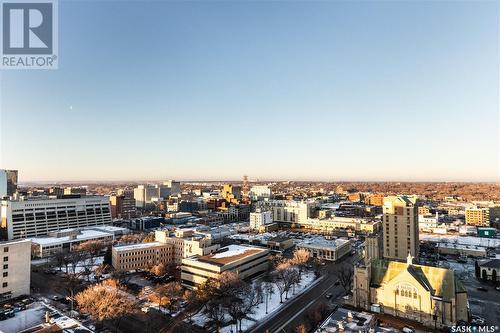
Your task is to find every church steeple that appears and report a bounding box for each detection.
[406,252,414,265]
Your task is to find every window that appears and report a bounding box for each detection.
[2,257,7,262]
[2,272,6,277]
[3,247,8,253]
[3,264,7,269]
[2,282,7,288]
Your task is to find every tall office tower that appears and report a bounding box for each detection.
[222,184,242,203]
[382,195,419,262]
[117,188,134,198]
[163,180,181,196]
[0,196,112,240]
[0,170,18,198]
[110,195,136,219]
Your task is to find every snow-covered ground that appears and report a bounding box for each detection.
[0,302,91,333]
[189,271,319,332]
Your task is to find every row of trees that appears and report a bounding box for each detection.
[74,248,317,332]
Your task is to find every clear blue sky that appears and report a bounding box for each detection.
[1,0,499,182]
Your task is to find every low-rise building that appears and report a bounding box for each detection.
[31,228,114,258]
[112,242,173,271]
[181,244,269,289]
[418,213,439,231]
[477,259,500,281]
[295,237,351,261]
[111,228,220,271]
[0,239,30,301]
[302,217,380,234]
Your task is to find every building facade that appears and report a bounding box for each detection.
[249,210,273,231]
[110,195,136,219]
[181,244,269,289]
[302,217,380,234]
[112,242,174,271]
[382,195,419,261]
[249,185,272,201]
[0,170,18,199]
[255,200,315,226]
[352,256,468,329]
[0,239,30,301]
[0,196,112,240]
[31,228,115,258]
[111,228,220,271]
[295,238,351,261]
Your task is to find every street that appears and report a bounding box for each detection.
[249,254,359,333]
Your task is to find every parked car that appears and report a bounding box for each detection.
[476,287,488,292]
[325,293,333,299]
[495,286,500,292]
[402,326,415,333]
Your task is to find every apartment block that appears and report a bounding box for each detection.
[255,200,316,226]
[249,210,273,231]
[382,195,419,262]
[0,196,112,240]
[465,207,500,227]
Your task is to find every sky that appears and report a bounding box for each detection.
[1,0,499,183]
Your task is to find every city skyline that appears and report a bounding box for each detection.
[1,1,499,182]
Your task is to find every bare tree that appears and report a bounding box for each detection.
[147,281,183,312]
[75,279,138,331]
[295,323,308,333]
[226,279,260,332]
[203,299,227,333]
[292,248,311,277]
[338,263,354,293]
[272,261,299,302]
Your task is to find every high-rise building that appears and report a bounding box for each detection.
[134,181,180,208]
[0,170,18,199]
[255,200,316,226]
[0,196,112,240]
[382,195,419,261]
[0,239,30,301]
[221,184,242,203]
[163,180,181,196]
[249,209,273,231]
[110,195,136,219]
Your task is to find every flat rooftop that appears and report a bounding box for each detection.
[113,241,166,251]
[190,244,267,267]
[30,229,113,246]
[296,237,350,250]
